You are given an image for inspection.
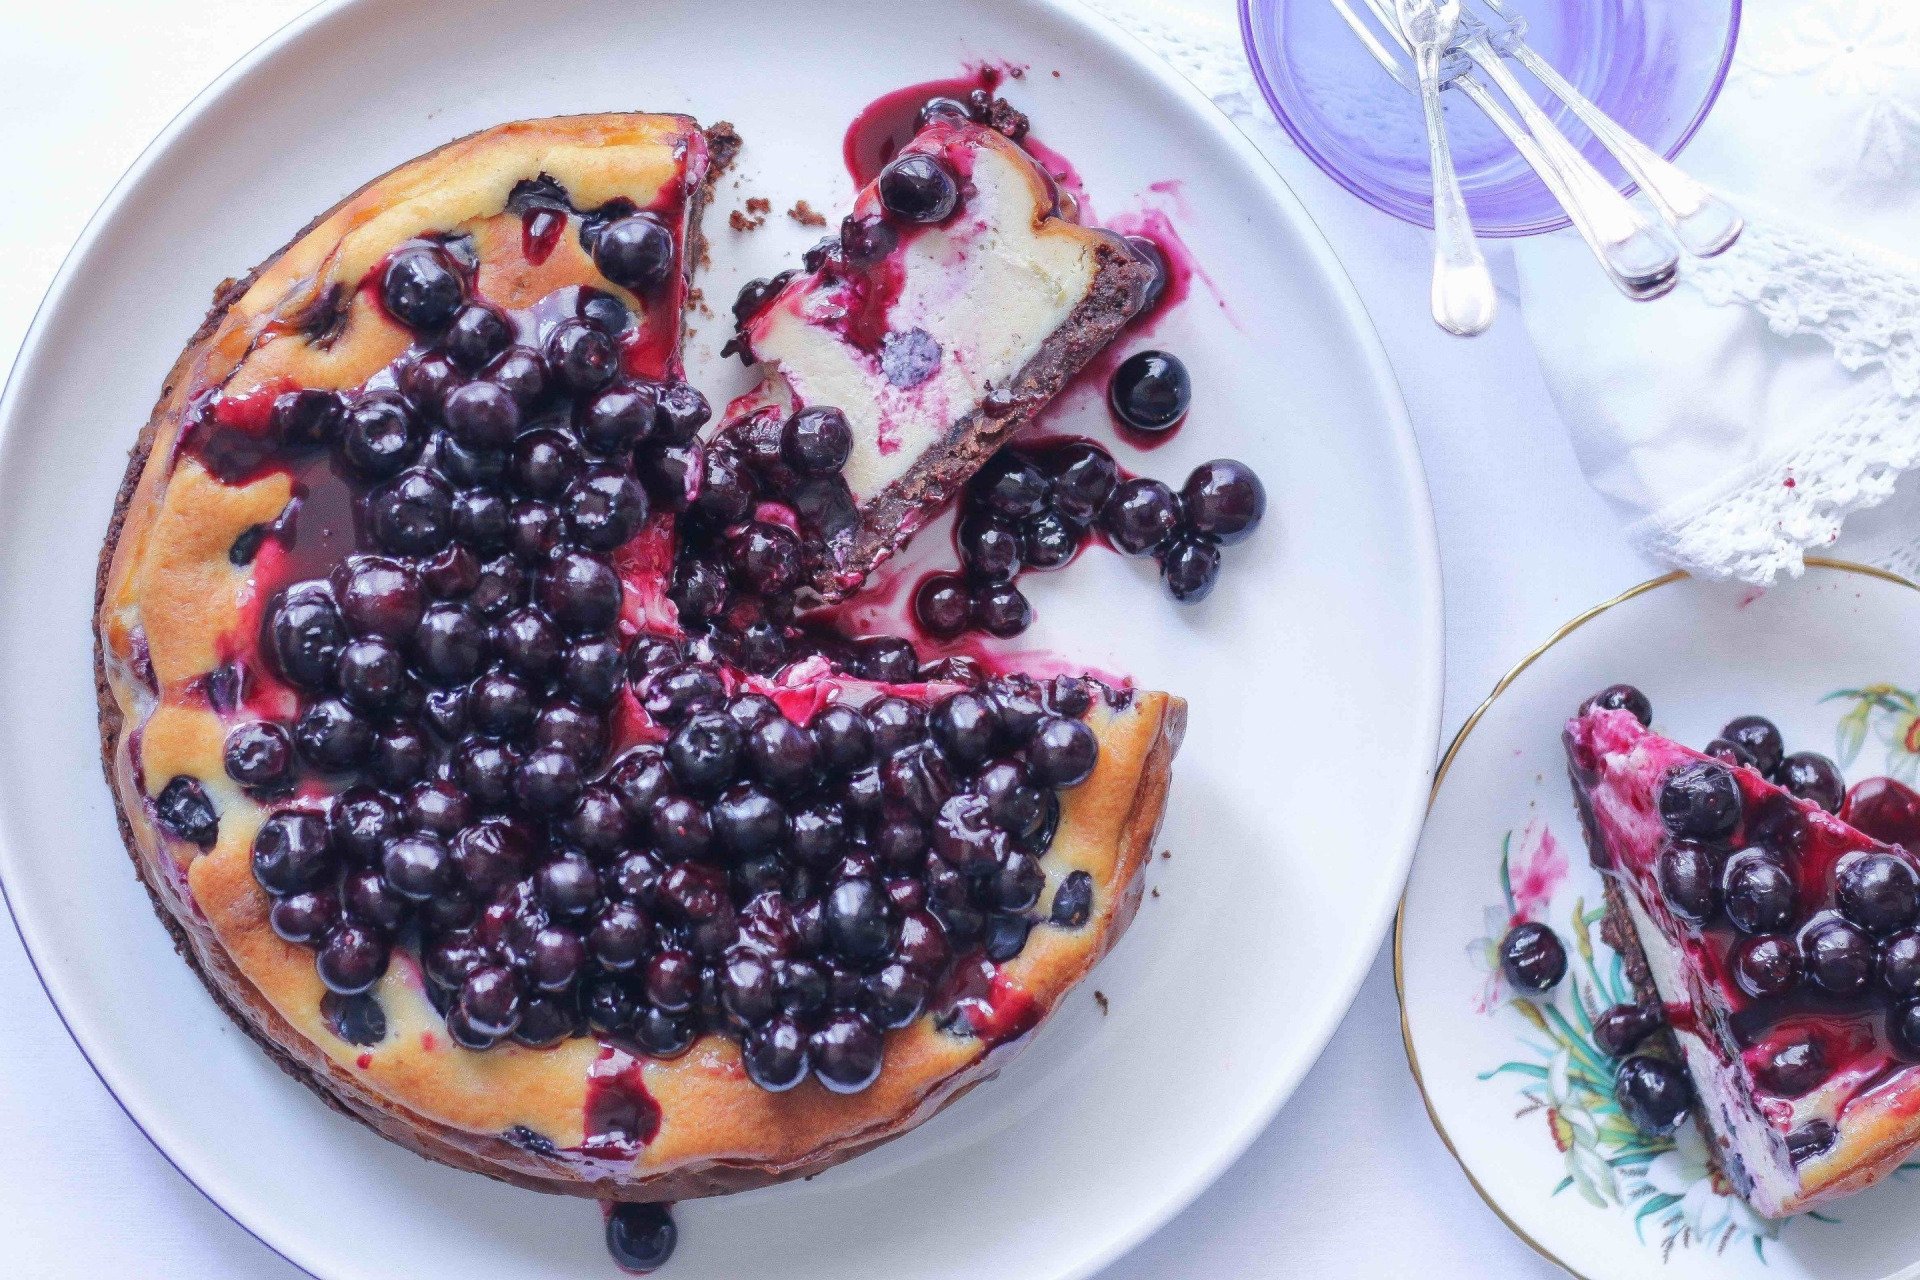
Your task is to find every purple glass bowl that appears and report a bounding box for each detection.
[1241,0,1741,236]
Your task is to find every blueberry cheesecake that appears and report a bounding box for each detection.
[94,114,1185,1203]
[721,97,1157,601]
[1566,689,1920,1216]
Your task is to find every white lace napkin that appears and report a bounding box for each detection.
[1512,0,1920,584]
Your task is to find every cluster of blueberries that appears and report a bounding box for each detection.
[160,217,1125,1100]
[913,441,1267,641]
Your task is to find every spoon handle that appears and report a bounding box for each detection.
[1413,41,1496,335]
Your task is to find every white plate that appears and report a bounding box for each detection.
[0,0,1441,1276]
[1400,561,1920,1280]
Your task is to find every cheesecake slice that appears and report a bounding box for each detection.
[1567,702,1920,1216]
[722,104,1155,600]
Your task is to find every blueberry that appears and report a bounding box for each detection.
[252,812,334,896]
[1613,1055,1693,1136]
[1803,913,1875,995]
[1723,852,1796,934]
[654,382,712,444]
[958,516,1023,585]
[1494,921,1566,991]
[487,345,547,409]
[1027,716,1098,787]
[443,380,521,452]
[316,924,389,996]
[1108,350,1190,432]
[972,582,1032,638]
[336,394,422,477]
[1048,443,1118,526]
[914,574,973,639]
[269,585,348,690]
[1758,1039,1827,1098]
[878,152,960,223]
[743,1015,810,1092]
[579,382,658,455]
[1050,869,1094,927]
[971,452,1050,523]
[1657,761,1743,842]
[1884,929,1920,999]
[540,551,622,633]
[565,470,649,550]
[544,319,618,395]
[668,710,743,795]
[1731,933,1801,999]
[295,699,372,771]
[1778,752,1846,813]
[1101,478,1181,556]
[225,721,294,789]
[367,468,453,556]
[1022,511,1080,570]
[1721,715,1785,776]
[591,212,675,291]
[1592,1003,1662,1057]
[381,246,463,330]
[1160,536,1221,603]
[781,406,853,475]
[810,1011,884,1093]
[1580,684,1652,727]
[1836,852,1918,935]
[1657,841,1721,923]
[1181,460,1265,545]
[605,1204,677,1273]
[154,776,219,848]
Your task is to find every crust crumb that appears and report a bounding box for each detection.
[1150,887,1160,899]
[1093,991,1109,1015]
[729,199,770,233]
[1159,849,1171,860]
[787,200,827,228]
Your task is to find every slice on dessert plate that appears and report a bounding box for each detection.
[1401,562,1920,1280]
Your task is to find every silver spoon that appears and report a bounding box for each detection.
[1474,0,1742,257]
[1394,0,1497,336]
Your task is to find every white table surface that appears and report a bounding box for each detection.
[0,2,1675,1275]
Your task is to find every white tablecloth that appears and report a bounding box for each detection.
[0,1,1704,1275]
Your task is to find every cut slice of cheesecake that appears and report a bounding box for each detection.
[1566,703,1920,1217]
[722,107,1154,601]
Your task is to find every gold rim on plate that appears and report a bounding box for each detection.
[1392,557,1920,1279]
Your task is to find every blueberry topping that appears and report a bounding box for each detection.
[878,152,960,223]
[1581,684,1652,726]
[591,213,675,291]
[381,247,463,330]
[1721,715,1785,776]
[1658,761,1743,842]
[1778,752,1846,813]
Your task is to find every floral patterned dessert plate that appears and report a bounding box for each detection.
[1398,559,1920,1280]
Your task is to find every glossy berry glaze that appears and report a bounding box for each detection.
[158,191,1125,1142]
[1566,696,1920,1213]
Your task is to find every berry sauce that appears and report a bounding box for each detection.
[843,67,1010,186]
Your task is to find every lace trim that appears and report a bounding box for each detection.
[1639,212,1920,583]
[1634,380,1920,583]
[1687,213,1920,397]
